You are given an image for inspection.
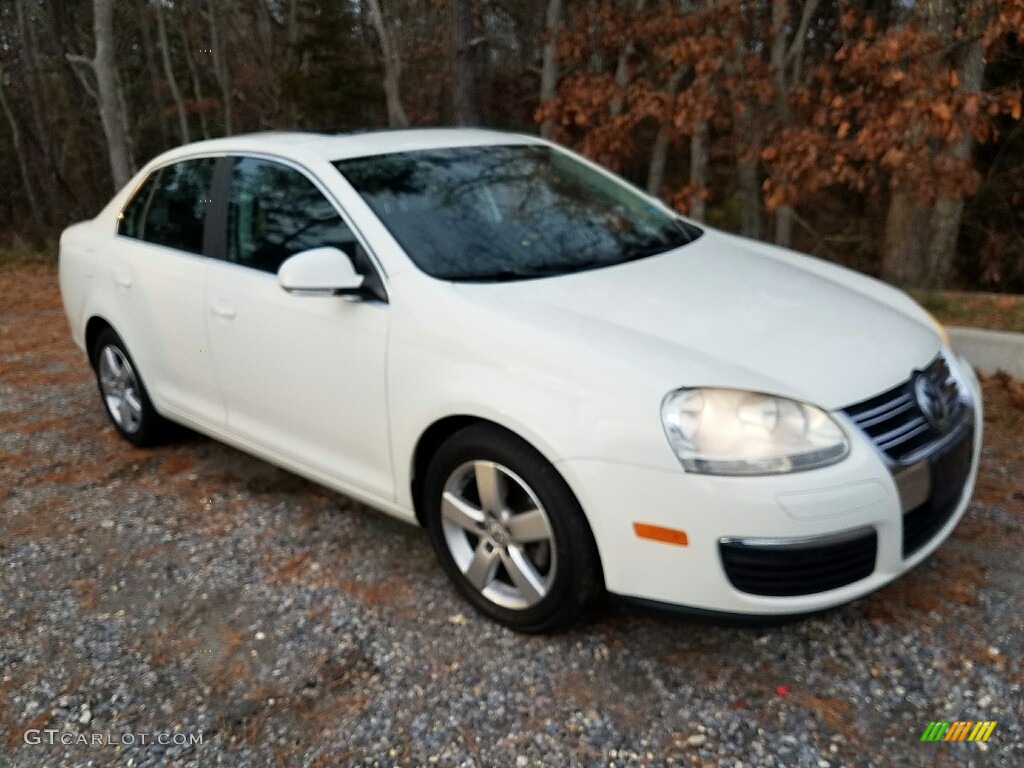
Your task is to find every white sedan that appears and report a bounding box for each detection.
[58,129,982,631]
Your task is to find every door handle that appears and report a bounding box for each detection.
[210,303,237,320]
[114,271,132,289]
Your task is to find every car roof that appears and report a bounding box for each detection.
[152,128,544,165]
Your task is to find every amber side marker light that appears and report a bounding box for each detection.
[633,523,689,546]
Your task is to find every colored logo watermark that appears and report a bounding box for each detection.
[920,721,997,742]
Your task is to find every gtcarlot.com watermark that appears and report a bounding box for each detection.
[24,729,202,747]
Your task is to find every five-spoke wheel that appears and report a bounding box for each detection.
[424,424,602,632]
[98,344,144,434]
[91,328,169,446]
[440,460,558,610]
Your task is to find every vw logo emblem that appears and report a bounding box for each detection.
[915,373,952,431]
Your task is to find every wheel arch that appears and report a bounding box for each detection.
[410,415,568,528]
[85,315,116,366]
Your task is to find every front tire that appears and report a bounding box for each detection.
[423,424,603,633]
[91,328,170,446]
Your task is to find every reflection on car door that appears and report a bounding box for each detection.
[114,158,225,426]
[204,156,393,499]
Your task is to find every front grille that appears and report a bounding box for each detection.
[843,355,966,463]
[902,424,974,557]
[720,529,877,597]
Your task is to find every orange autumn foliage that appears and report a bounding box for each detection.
[763,8,1024,211]
[538,0,1024,218]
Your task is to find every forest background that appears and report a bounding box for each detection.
[1,0,1023,290]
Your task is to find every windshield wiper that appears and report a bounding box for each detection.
[452,267,559,282]
[619,241,676,262]
[451,259,610,282]
[620,219,701,262]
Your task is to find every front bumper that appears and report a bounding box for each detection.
[556,357,983,616]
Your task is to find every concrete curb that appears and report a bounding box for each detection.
[949,326,1024,379]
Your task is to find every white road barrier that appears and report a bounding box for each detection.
[949,327,1024,379]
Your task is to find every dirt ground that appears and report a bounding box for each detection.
[1,263,1022,767]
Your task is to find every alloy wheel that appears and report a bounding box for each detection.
[440,460,558,610]
[97,345,144,434]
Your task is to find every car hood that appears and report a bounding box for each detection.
[449,229,941,410]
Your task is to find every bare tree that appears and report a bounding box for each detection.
[769,0,821,247]
[66,0,134,190]
[179,18,211,140]
[156,2,191,143]
[539,0,562,138]
[647,67,686,196]
[610,0,646,118]
[0,65,43,229]
[15,0,55,219]
[881,0,966,287]
[689,120,708,220]
[138,4,171,147]
[451,0,482,125]
[207,0,233,134]
[366,0,409,127]
[925,17,986,286]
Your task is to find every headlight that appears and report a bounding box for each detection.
[661,388,850,476]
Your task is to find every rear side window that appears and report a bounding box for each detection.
[118,159,217,254]
[227,157,356,274]
[118,173,160,239]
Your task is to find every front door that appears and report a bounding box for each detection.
[204,156,392,499]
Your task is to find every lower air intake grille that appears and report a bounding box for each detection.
[720,529,877,597]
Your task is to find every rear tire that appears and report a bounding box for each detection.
[423,424,603,633]
[91,328,171,446]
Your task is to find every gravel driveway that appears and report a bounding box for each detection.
[2,264,1022,767]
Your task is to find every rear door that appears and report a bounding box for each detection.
[204,156,393,499]
[113,157,225,426]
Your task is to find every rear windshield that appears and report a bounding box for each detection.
[333,144,700,282]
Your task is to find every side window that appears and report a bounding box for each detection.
[118,171,161,239]
[135,159,217,254]
[227,157,357,274]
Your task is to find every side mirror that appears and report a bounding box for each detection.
[277,247,365,295]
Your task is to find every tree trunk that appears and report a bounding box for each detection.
[925,30,985,286]
[647,128,671,196]
[770,0,793,246]
[539,0,562,137]
[881,190,931,285]
[729,18,763,240]
[288,0,299,47]
[156,3,190,144]
[736,149,762,240]
[16,0,54,220]
[179,22,210,140]
[881,0,977,288]
[450,0,481,125]
[610,0,646,117]
[689,120,708,220]
[91,0,133,190]
[208,0,233,135]
[646,68,686,196]
[366,0,409,127]
[0,68,43,229]
[139,6,170,147]
[770,0,820,248]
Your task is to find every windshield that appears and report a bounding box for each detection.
[333,144,701,281]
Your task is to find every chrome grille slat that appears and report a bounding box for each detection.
[877,420,930,451]
[842,354,968,463]
[852,395,915,429]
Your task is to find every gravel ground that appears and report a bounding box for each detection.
[1,263,1022,768]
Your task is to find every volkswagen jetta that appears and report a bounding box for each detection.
[58,129,982,631]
